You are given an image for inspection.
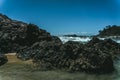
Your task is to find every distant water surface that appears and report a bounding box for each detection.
[59,36,120,43]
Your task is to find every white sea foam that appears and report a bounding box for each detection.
[59,36,120,43]
[59,36,91,43]
[113,40,120,43]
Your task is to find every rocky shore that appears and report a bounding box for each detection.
[0,13,120,74]
[98,25,120,37]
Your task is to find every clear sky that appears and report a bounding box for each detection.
[0,0,120,35]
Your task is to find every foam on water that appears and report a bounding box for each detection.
[59,36,120,44]
[115,40,120,43]
[59,36,91,43]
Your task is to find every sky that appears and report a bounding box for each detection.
[0,0,120,35]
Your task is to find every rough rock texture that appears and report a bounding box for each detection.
[29,41,114,73]
[87,37,120,59]
[0,13,119,73]
[0,13,54,66]
[0,13,52,54]
[17,38,117,73]
[16,36,62,61]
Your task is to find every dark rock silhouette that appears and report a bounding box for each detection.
[98,25,120,37]
[64,34,78,37]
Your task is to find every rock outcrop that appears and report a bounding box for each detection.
[87,37,120,59]
[0,13,52,54]
[98,25,120,37]
[29,40,115,73]
[0,13,119,73]
[16,36,62,61]
[17,38,118,73]
[0,13,55,66]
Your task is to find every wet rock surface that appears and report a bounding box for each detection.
[0,13,120,73]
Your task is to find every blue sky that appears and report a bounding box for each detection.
[0,0,120,35]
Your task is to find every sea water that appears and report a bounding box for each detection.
[59,36,91,43]
[59,36,120,43]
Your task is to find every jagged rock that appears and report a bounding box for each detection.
[0,14,52,54]
[16,36,62,61]
[87,37,120,59]
[0,13,118,73]
[27,40,115,73]
[59,41,114,73]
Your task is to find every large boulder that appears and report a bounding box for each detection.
[59,41,114,73]
[27,40,115,73]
